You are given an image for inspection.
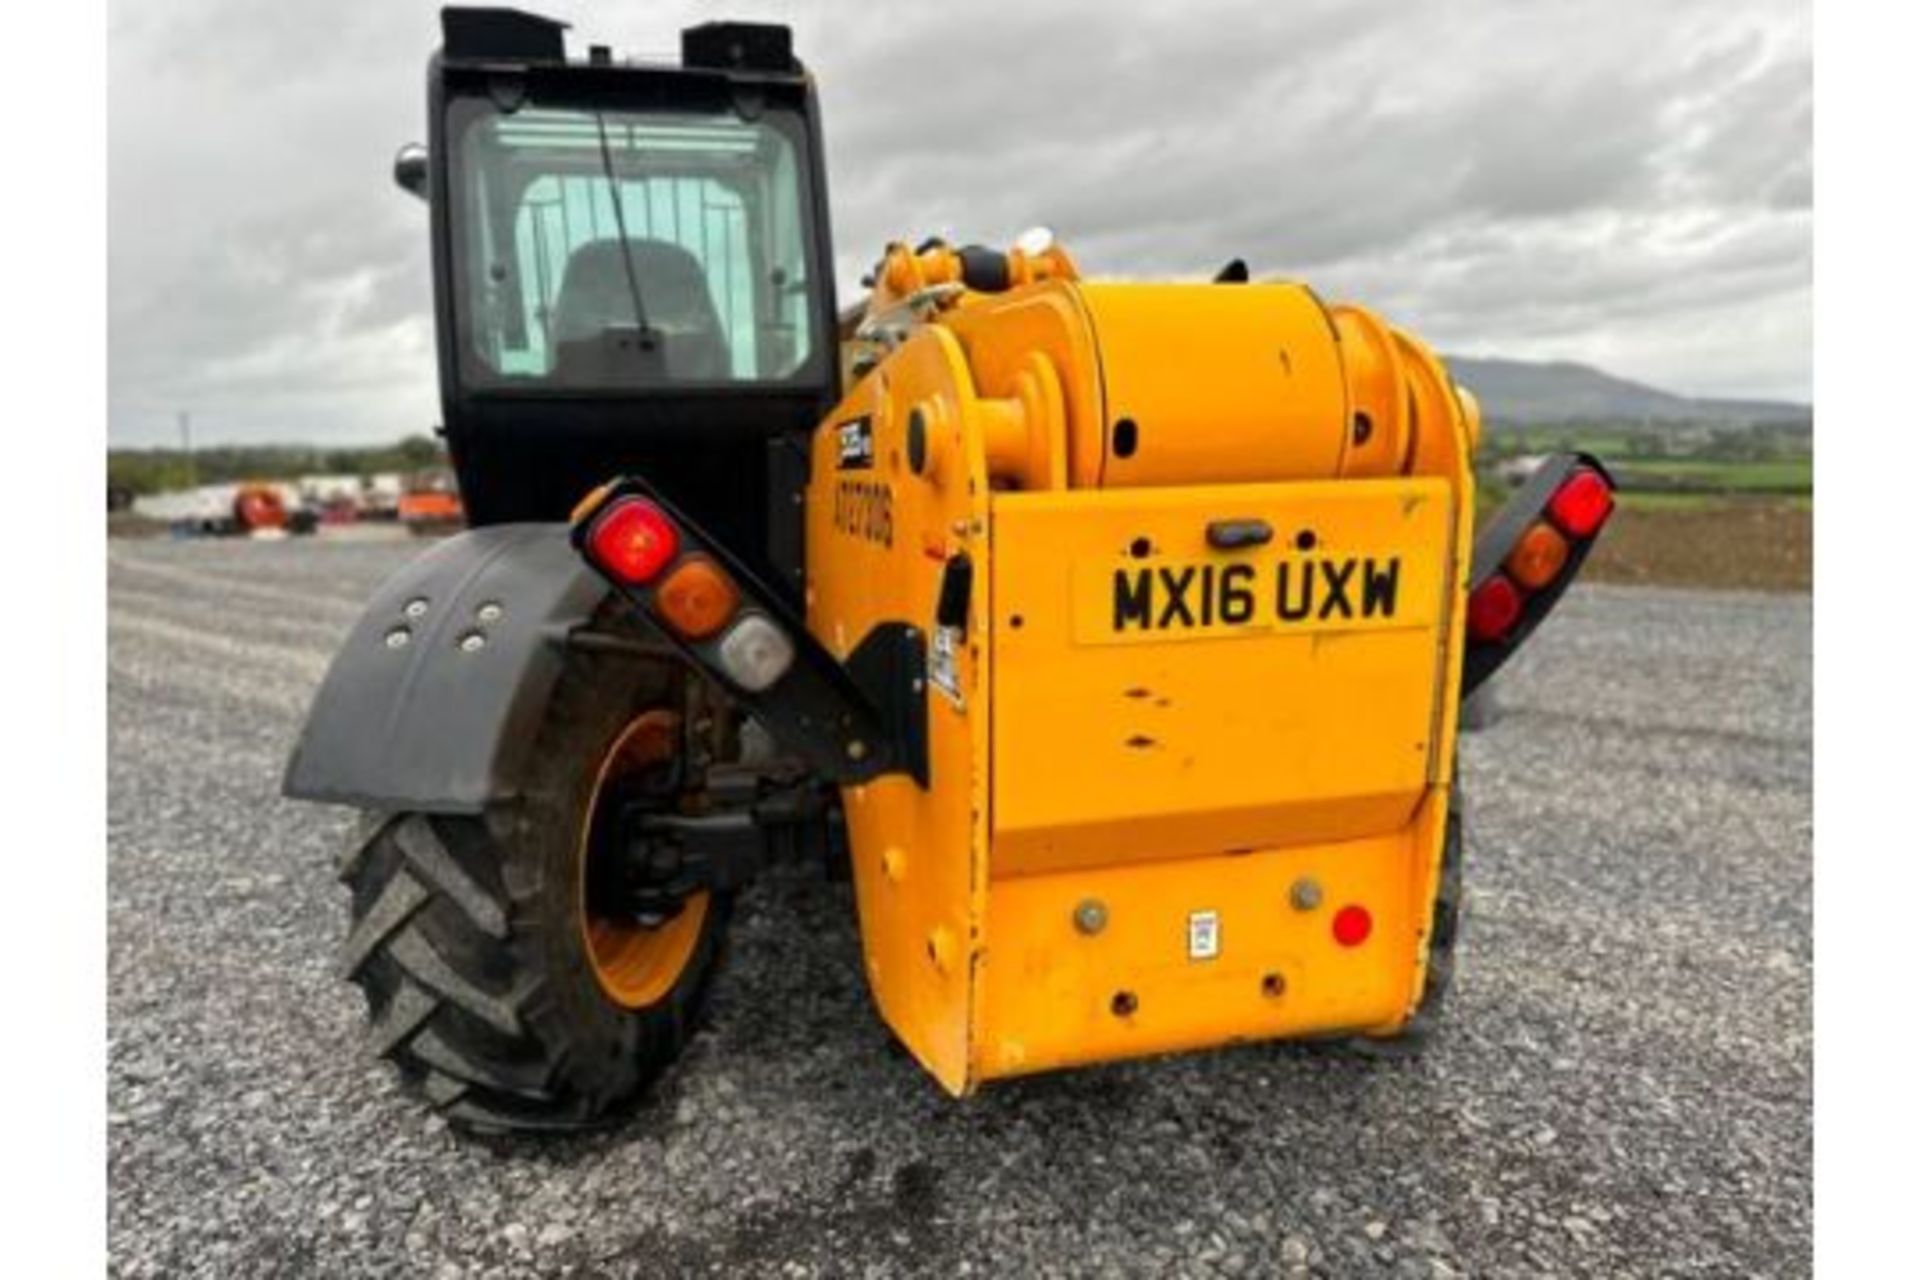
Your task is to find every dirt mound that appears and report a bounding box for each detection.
[1583,499,1810,592]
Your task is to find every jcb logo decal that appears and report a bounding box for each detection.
[1112,557,1401,632]
[835,416,875,470]
[833,479,893,549]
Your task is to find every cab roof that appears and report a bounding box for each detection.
[441,7,800,78]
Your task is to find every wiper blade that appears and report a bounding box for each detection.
[593,112,655,345]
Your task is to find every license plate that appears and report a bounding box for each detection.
[1072,550,1439,645]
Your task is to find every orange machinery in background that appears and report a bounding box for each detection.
[396,468,465,535]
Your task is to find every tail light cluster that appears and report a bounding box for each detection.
[571,480,920,788]
[582,496,796,693]
[1466,464,1615,644]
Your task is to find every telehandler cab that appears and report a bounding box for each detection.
[286,7,1615,1131]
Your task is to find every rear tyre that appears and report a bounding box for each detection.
[1351,789,1463,1057]
[334,637,730,1133]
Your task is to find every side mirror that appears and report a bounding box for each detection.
[392,143,428,200]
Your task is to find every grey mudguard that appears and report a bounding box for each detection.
[283,523,618,812]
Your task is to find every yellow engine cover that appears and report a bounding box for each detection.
[807,272,1475,1093]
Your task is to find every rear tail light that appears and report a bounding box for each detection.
[586,498,679,585]
[1466,574,1522,641]
[652,555,740,640]
[1463,454,1614,696]
[1504,521,1570,590]
[716,614,795,692]
[1546,468,1614,538]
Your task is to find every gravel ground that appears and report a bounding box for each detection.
[107,536,1812,1278]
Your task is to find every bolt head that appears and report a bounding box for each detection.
[403,597,429,619]
[846,739,868,761]
[1289,877,1323,912]
[458,631,486,653]
[1073,899,1109,935]
[384,627,411,649]
[476,601,503,623]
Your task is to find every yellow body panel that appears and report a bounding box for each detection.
[978,790,1453,1078]
[1074,283,1352,488]
[808,245,1477,1093]
[990,479,1451,876]
[804,325,994,1095]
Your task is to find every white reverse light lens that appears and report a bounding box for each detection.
[716,614,795,692]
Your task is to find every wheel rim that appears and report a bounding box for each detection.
[579,710,710,1010]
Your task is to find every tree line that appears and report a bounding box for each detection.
[107,435,447,496]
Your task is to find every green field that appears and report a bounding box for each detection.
[1611,490,1812,512]
[1481,425,1812,501]
[1610,456,1812,492]
[1472,432,1812,589]
[1476,454,1813,519]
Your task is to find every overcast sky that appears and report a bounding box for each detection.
[107,0,1810,447]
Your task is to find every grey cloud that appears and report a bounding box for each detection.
[108,0,1810,444]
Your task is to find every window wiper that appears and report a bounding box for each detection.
[592,112,655,348]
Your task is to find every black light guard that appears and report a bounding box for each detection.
[1461,452,1615,697]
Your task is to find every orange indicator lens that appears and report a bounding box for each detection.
[652,555,741,640]
[1505,522,1570,590]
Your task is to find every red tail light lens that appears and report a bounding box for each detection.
[1466,574,1523,642]
[1547,468,1614,539]
[1332,904,1373,947]
[587,498,679,585]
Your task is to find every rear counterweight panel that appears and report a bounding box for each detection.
[973,792,1452,1081]
[989,479,1454,876]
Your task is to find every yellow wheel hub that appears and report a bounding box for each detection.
[580,710,710,1010]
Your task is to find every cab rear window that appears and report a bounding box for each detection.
[448,100,819,389]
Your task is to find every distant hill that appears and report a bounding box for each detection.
[1441,356,1811,429]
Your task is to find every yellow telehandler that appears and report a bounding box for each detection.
[285,7,1614,1131]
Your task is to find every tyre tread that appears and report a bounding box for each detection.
[337,869,428,979]
[393,814,508,938]
[383,925,529,1037]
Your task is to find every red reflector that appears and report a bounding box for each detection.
[1466,574,1523,642]
[1547,468,1614,538]
[587,498,679,585]
[1332,905,1373,947]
